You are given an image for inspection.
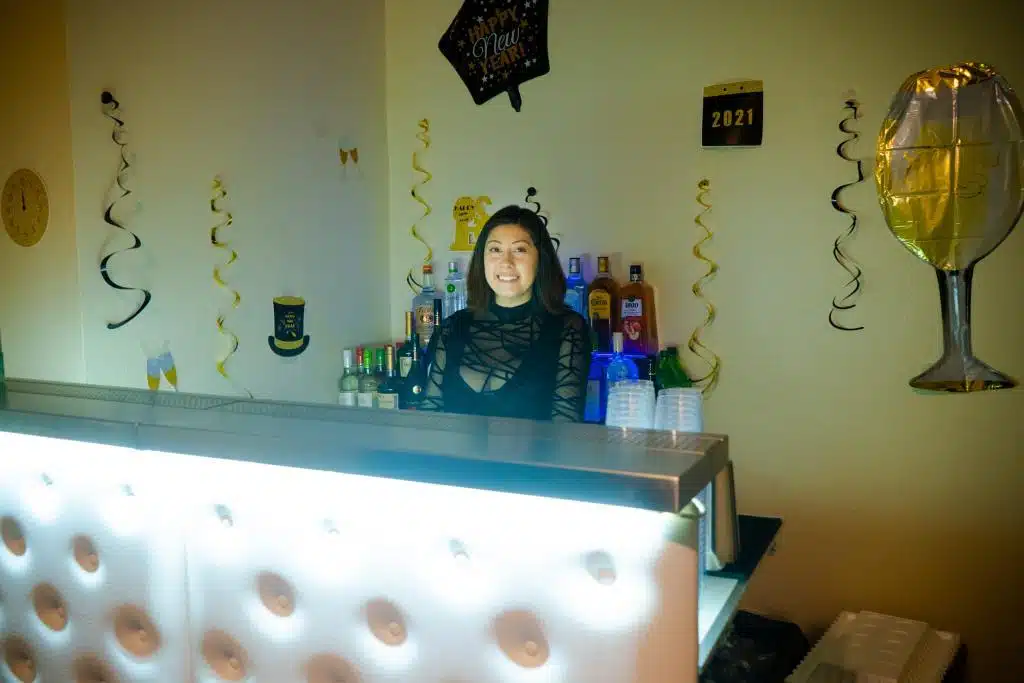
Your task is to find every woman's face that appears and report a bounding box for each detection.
[484,223,538,307]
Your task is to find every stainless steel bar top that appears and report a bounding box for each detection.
[0,378,728,513]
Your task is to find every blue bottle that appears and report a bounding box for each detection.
[606,332,639,388]
[564,257,587,318]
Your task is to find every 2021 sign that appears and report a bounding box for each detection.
[702,80,764,147]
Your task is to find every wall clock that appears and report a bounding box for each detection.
[2,168,49,247]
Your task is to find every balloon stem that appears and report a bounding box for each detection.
[508,87,523,112]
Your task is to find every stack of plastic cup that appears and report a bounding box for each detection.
[653,387,703,432]
[653,387,708,604]
[605,380,656,429]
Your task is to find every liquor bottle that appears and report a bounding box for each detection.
[564,257,587,317]
[412,264,440,348]
[377,345,401,410]
[374,347,387,383]
[357,348,378,408]
[655,346,693,390]
[338,348,359,406]
[443,260,467,319]
[433,299,444,343]
[619,263,658,355]
[606,332,639,389]
[587,256,619,352]
[397,311,417,379]
[402,341,426,408]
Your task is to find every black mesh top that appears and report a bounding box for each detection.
[418,299,592,422]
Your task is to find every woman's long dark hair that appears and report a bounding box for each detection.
[466,204,566,314]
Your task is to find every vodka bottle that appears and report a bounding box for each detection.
[564,257,587,317]
[443,261,467,319]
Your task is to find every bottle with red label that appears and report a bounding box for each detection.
[619,263,658,355]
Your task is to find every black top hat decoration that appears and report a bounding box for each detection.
[268,296,311,357]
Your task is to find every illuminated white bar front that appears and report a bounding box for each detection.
[0,379,734,683]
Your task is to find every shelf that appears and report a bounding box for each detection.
[698,514,783,671]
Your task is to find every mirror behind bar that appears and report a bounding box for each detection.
[0,378,728,512]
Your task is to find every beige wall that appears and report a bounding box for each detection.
[0,0,84,382]
[59,0,390,401]
[1,0,1022,679]
[385,1,1024,680]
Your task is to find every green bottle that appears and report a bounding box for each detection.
[655,346,693,391]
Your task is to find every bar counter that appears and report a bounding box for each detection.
[0,378,777,683]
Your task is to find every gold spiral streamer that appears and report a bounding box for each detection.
[688,178,721,397]
[210,177,251,398]
[407,119,434,293]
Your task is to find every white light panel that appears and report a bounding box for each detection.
[0,430,699,683]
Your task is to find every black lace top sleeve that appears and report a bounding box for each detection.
[418,324,448,413]
[415,300,591,422]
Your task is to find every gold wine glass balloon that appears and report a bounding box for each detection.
[875,62,1023,392]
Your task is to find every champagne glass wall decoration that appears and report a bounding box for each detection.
[875,62,1023,392]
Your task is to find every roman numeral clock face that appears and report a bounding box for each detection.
[2,168,49,248]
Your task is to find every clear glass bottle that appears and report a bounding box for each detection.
[413,264,440,347]
[357,348,378,408]
[606,331,639,389]
[443,260,467,319]
[338,348,359,406]
[619,263,658,355]
[587,256,619,352]
[377,345,401,410]
[564,256,587,317]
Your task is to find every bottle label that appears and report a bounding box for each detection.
[589,291,611,319]
[399,357,412,378]
[339,391,357,407]
[377,393,399,410]
[446,283,455,293]
[622,296,645,346]
[415,304,435,340]
[357,392,375,408]
[622,297,642,318]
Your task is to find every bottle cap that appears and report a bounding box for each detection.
[448,260,458,272]
[568,257,581,273]
[629,264,642,281]
[423,264,433,274]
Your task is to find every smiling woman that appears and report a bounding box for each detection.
[418,206,592,422]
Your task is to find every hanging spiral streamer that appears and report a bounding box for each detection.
[406,119,434,294]
[211,177,251,398]
[829,99,866,332]
[688,179,721,397]
[524,186,543,216]
[524,186,560,250]
[99,91,151,330]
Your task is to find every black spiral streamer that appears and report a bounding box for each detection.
[99,90,151,330]
[524,186,559,250]
[828,99,865,332]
